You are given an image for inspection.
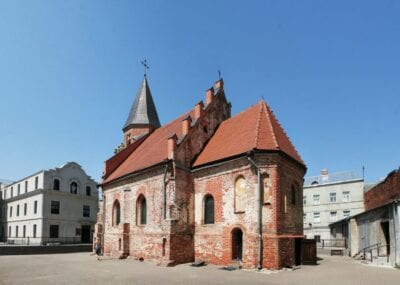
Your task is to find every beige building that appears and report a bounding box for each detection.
[0,162,98,245]
[303,169,364,241]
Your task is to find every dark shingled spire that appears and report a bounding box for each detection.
[123,77,161,131]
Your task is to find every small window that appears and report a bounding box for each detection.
[15,226,19,237]
[342,191,350,202]
[86,186,91,196]
[25,181,28,193]
[23,225,26,238]
[330,211,337,222]
[49,225,59,238]
[303,195,306,206]
[24,203,27,216]
[311,181,319,186]
[34,200,38,214]
[113,200,121,226]
[137,195,147,225]
[330,192,336,203]
[11,187,13,197]
[51,201,60,215]
[313,194,320,205]
[70,182,78,194]
[314,235,321,242]
[9,206,12,217]
[8,226,11,237]
[33,224,37,238]
[53,179,60,191]
[313,212,320,223]
[17,205,20,216]
[17,184,20,195]
[204,195,215,224]
[343,210,350,218]
[35,177,39,189]
[83,205,90,217]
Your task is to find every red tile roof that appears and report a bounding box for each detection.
[193,100,304,167]
[103,110,193,184]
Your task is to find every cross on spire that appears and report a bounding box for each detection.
[218,69,221,79]
[141,60,149,77]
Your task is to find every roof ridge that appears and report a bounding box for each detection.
[254,101,263,147]
[264,102,279,148]
[266,103,303,160]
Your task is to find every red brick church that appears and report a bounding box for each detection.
[97,75,306,269]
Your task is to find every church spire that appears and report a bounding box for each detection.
[123,76,161,146]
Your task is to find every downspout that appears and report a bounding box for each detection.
[247,155,262,270]
[392,202,398,265]
[163,164,169,219]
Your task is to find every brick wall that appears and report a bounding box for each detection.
[364,170,400,211]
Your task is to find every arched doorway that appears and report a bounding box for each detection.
[231,228,243,261]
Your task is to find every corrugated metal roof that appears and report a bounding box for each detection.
[304,170,362,187]
[123,77,161,131]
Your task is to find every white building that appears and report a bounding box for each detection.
[303,169,364,241]
[0,162,98,245]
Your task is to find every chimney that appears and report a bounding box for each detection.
[205,87,214,105]
[182,116,192,136]
[214,78,224,91]
[321,169,329,182]
[167,134,177,160]
[194,101,204,120]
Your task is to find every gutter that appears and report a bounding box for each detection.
[163,164,169,219]
[247,155,262,270]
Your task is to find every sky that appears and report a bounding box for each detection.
[0,0,399,184]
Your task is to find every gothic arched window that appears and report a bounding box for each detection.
[204,195,215,224]
[137,195,147,225]
[113,200,121,226]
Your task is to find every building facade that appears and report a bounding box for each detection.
[96,76,306,269]
[0,162,98,245]
[303,170,364,241]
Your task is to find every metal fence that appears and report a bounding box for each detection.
[4,236,85,246]
[317,239,347,248]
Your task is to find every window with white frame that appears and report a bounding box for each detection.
[313,194,320,205]
[330,211,337,221]
[313,212,320,223]
[343,210,350,218]
[329,192,336,203]
[342,191,350,202]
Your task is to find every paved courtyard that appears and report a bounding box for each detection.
[0,253,399,285]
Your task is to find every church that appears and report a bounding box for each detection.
[96,74,306,269]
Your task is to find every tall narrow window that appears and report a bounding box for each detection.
[23,225,26,238]
[34,200,38,214]
[86,186,91,196]
[303,195,306,206]
[234,176,246,212]
[24,203,27,215]
[35,177,39,189]
[16,226,19,237]
[204,195,215,224]
[33,225,37,238]
[8,226,11,237]
[70,182,78,194]
[25,181,28,193]
[262,175,272,204]
[113,200,121,226]
[11,187,13,197]
[330,192,337,203]
[137,195,147,225]
[17,205,20,216]
[53,179,60,191]
[17,184,20,195]
[9,206,12,217]
[291,185,296,205]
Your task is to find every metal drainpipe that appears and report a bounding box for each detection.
[392,202,398,265]
[247,156,262,270]
[163,164,169,219]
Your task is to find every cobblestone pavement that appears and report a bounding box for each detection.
[0,253,399,285]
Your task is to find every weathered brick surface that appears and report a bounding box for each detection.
[364,170,400,211]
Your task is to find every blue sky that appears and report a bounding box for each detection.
[0,1,399,184]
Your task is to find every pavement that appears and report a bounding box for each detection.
[0,253,399,285]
